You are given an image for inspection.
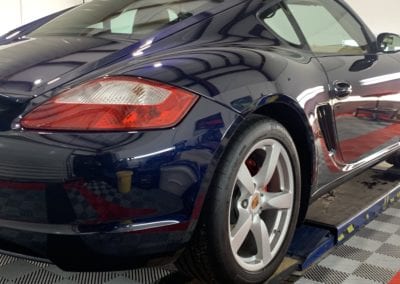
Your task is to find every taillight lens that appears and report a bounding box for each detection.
[21,76,198,131]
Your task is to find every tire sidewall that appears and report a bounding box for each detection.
[205,118,301,284]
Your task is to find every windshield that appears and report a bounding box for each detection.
[30,0,223,40]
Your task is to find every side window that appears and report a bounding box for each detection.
[110,9,137,34]
[86,5,183,36]
[285,0,369,55]
[260,4,301,46]
[88,9,137,34]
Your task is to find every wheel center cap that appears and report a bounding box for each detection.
[250,192,261,211]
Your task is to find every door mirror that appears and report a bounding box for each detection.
[377,33,400,53]
[349,55,377,72]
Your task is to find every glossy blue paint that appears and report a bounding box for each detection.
[0,0,399,271]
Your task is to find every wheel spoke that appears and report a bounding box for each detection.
[231,209,252,253]
[261,192,293,210]
[252,215,272,263]
[255,142,281,188]
[237,162,255,195]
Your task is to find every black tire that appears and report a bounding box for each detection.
[156,271,194,284]
[387,151,400,168]
[177,116,301,283]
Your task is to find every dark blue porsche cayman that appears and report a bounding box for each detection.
[0,0,400,282]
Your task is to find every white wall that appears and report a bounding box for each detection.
[346,0,399,35]
[21,0,83,24]
[0,0,398,36]
[0,0,84,35]
[0,1,22,35]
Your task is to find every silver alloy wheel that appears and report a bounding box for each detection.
[228,138,294,272]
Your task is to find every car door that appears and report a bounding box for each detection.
[284,0,400,167]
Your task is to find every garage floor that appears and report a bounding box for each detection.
[296,200,400,284]
[0,259,174,284]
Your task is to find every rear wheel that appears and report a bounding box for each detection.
[177,117,301,283]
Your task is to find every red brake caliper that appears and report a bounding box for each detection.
[245,158,269,192]
[245,158,258,176]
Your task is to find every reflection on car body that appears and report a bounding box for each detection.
[0,0,399,282]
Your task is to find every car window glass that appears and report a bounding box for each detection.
[111,9,138,34]
[285,0,368,55]
[30,0,222,40]
[261,4,301,45]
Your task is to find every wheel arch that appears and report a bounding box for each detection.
[251,95,316,224]
[185,94,316,243]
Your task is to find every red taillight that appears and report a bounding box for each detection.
[21,76,198,131]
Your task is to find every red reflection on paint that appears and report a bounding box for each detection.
[0,181,46,191]
[64,181,156,221]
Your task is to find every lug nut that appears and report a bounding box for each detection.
[241,200,249,209]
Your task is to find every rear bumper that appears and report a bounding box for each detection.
[0,218,183,235]
[0,224,186,271]
[0,97,237,270]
